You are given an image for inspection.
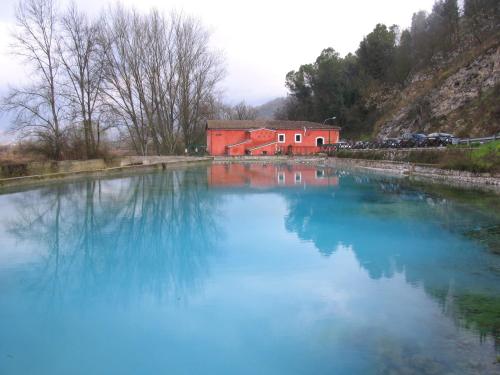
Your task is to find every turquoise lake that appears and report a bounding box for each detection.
[0,163,499,374]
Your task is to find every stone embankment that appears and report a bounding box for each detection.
[325,158,500,191]
[1,154,498,192]
[0,156,212,189]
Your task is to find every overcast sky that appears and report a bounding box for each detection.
[0,0,436,140]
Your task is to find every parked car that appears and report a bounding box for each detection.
[335,141,352,150]
[368,139,383,149]
[321,141,352,154]
[381,138,401,149]
[352,141,369,149]
[426,133,455,147]
[400,133,428,148]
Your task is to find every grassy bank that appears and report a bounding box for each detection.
[335,141,500,174]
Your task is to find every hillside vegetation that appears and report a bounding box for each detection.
[276,0,500,140]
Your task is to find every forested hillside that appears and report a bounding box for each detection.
[276,0,500,139]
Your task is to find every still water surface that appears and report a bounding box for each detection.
[0,163,499,374]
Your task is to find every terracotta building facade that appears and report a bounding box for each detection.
[206,120,340,156]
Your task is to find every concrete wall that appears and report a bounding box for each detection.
[1,159,107,178]
[0,156,212,179]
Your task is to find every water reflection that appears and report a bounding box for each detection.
[208,163,339,188]
[281,170,500,347]
[1,163,499,373]
[5,168,221,306]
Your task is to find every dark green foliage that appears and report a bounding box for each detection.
[430,288,500,346]
[357,24,397,81]
[428,0,460,53]
[392,29,413,83]
[464,0,500,43]
[281,48,365,131]
[465,225,500,254]
[454,293,500,345]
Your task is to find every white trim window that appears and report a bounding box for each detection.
[277,172,285,184]
[278,134,286,143]
[294,133,302,143]
[294,172,302,183]
[316,137,325,146]
[316,169,325,179]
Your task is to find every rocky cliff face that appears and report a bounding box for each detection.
[374,39,500,138]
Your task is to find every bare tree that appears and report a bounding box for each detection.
[99,6,150,155]
[231,101,258,120]
[2,0,64,159]
[58,4,106,159]
[2,1,225,158]
[175,15,225,148]
[100,8,224,155]
[203,98,258,121]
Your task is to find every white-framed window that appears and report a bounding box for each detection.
[316,137,325,146]
[278,172,285,184]
[316,169,325,179]
[278,134,286,143]
[295,133,302,143]
[294,172,302,183]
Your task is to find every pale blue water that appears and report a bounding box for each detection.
[0,163,499,374]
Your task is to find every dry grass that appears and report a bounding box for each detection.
[0,144,43,165]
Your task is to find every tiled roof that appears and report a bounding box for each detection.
[206,120,340,130]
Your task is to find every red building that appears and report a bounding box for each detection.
[206,120,340,156]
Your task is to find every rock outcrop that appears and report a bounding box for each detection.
[375,40,500,138]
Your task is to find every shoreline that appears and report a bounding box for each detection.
[213,156,500,193]
[0,156,212,192]
[1,155,499,193]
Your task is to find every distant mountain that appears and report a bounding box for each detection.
[255,97,287,119]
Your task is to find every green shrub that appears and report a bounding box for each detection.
[441,141,500,174]
[471,141,500,173]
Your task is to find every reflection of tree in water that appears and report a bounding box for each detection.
[8,168,222,306]
[283,172,500,346]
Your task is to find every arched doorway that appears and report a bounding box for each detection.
[316,137,325,146]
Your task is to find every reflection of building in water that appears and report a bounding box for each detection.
[208,163,339,188]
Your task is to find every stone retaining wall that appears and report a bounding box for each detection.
[325,157,500,191]
[0,156,212,189]
[0,156,212,179]
[1,159,108,178]
[335,147,473,164]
